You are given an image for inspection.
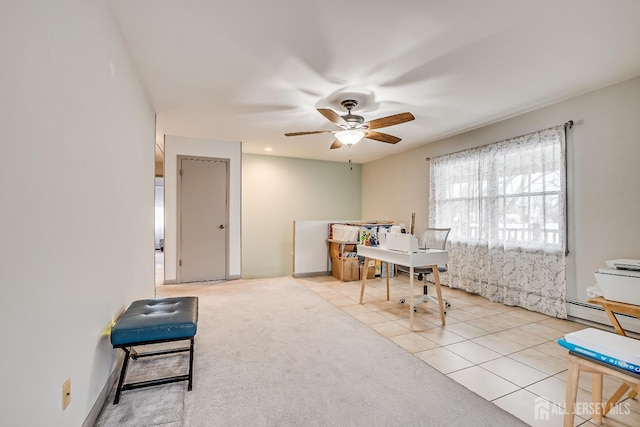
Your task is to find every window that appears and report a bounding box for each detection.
[431,127,565,251]
[429,126,567,317]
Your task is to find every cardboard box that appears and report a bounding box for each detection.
[361,264,375,279]
[331,256,360,281]
[329,242,356,258]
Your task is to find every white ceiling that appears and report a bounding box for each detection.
[109,0,640,165]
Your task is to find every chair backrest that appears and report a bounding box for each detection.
[419,228,451,250]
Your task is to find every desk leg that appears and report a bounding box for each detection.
[432,267,446,326]
[359,257,369,304]
[385,262,390,301]
[409,266,415,332]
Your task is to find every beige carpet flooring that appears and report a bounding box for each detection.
[94,277,527,426]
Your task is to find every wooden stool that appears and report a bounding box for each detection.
[588,297,640,406]
[564,352,640,426]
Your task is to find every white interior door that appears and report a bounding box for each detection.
[178,157,228,282]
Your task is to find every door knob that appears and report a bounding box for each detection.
[219,224,225,229]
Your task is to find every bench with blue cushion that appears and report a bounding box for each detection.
[110,296,198,404]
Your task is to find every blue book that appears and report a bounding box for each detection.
[558,337,640,375]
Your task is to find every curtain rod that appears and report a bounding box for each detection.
[425,120,574,161]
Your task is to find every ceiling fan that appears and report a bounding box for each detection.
[285,99,415,149]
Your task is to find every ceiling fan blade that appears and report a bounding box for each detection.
[317,108,346,126]
[330,140,343,150]
[365,112,415,130]
[365,131,401,144]
[284,130,332,137]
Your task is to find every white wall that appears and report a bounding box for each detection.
[242,154,362,278]
[0,1,155,426]
[164,135,242,281]
[363,152,431,234]
[364,75,640,310]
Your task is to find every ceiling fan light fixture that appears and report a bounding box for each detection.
[284,99,413,151]
[335,129,365,145]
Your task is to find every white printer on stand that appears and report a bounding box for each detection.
[593,259,640,305]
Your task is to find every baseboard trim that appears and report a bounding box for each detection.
[293,271,330,278]
[165,277,241,283]
[82,352,124,427]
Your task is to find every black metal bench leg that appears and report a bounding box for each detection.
[188,337,194,391]
[114,347,131,404]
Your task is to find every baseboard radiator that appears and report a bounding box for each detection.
[567,299,640,336]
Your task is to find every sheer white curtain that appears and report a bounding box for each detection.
[430,126,567,318]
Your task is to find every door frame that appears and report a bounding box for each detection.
[176,155,230,283]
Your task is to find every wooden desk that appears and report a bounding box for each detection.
[356,245,448,331]
[586,296,640,417]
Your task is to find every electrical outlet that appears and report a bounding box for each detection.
[62,378,71,410]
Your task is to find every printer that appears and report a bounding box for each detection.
[593,259,640,305]
[607,259,640,271]
[383,232,419,253]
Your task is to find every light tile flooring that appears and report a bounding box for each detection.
[297,274,640,427]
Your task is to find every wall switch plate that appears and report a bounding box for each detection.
[62,378,71,410]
